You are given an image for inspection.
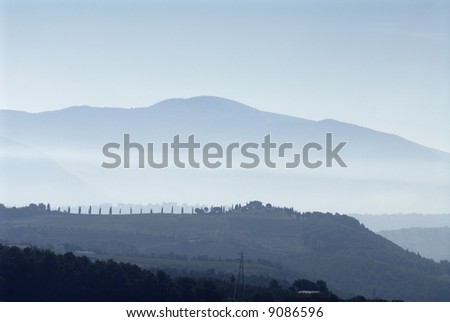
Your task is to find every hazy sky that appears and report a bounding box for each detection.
[1,0,449,151]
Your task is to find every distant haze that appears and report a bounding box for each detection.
[0,0,449,152]
[1,96,449,213]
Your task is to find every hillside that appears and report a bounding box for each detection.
[379,227,450,262]
[1,203,450,301]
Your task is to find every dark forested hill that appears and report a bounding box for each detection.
[0,244,340,301]
[1,203,450,301]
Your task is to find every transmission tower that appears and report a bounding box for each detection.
[233,251,245,301]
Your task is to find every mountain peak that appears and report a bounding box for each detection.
[148,96,260,113]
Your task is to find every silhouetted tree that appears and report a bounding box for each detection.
[194,208,205,215]
[316,280,329,294]
[269,279,281,290]
[88,206,92,215]
[46,204,51,212]
[38,203,46,212]
[78,206,81,215]
[293,279,318,292]
[109,206,112,215]
[181,207,184,215]
[99,207,102,215]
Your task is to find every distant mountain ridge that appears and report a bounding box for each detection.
[1,96,447,156]
[380,227,450,262]
[0,96,449,212]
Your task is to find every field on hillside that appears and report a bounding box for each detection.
[2,205,450,301]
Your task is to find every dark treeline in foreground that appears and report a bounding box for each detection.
[0,245,350,302]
